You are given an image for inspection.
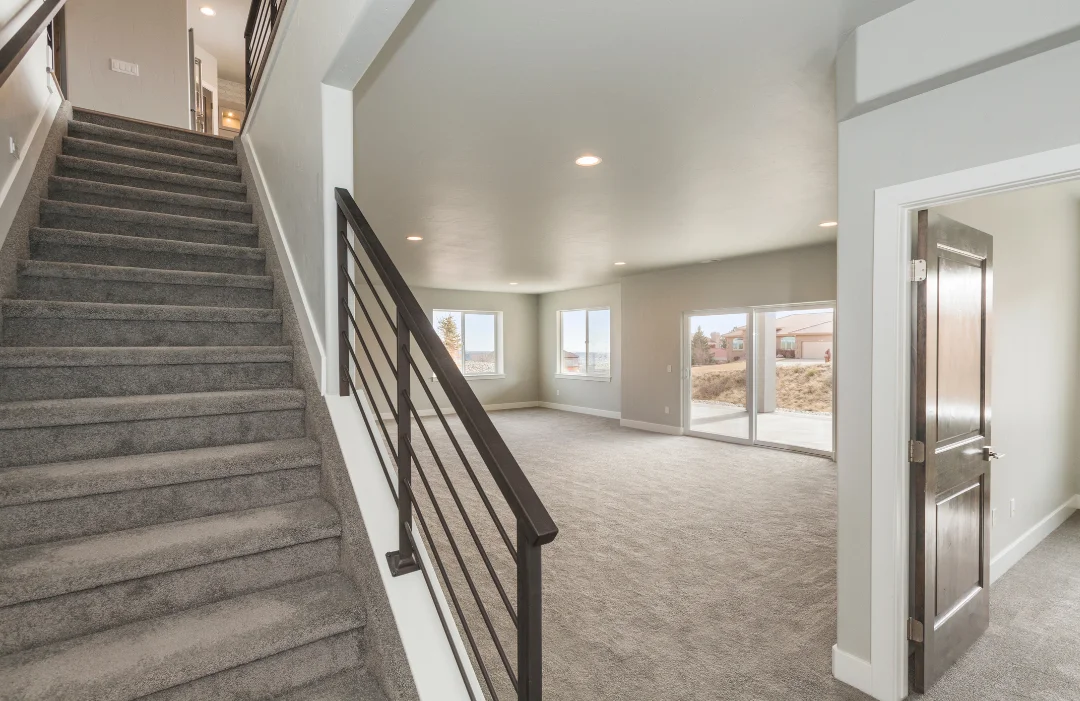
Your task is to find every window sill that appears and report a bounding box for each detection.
[432,374,506,382]
[555,373,611,382]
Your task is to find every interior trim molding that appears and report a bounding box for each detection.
[832,645,873,696]
[619,418,684,435]
[240,136,327,391]
[540,402,621,420]
[989,494,1080,584]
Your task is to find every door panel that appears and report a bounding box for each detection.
[910,211,993,693]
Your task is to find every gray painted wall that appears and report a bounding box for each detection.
[537,283,622,415]
[621,243,837,428]
[837,38,1080,661]
[64,0,190,128]
[935,187,1080,560]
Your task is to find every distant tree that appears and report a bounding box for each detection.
[710,331,723,346]
[691,326,715,366]
[438,315,462,362]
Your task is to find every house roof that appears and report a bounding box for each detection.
[720,310,834,338]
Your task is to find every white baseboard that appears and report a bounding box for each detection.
[241,136,327,391]
[619,418,684,435]
[379,401,539,422]
[538,402,621,420]
[989,493,1079,583]
[832,645,873,696]
[0,90,61,250]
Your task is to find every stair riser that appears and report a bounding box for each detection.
[57,162,248,202]
[142,630,362,701]
[49,187,253,224]
[30,240,265,275]
[69,128,237,166]
[0,409,305,467]
[0,361,292,401]
[72,110,236,150]
[0,538,340,656]
[1,467,321,548]
[2,317,283,347]
[62,138,241,182]
[17,275,274,308]
[40,210,258,247]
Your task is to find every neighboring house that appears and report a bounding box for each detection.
[717,311,834,362]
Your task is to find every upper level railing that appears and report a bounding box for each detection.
[243,0,286,107]
[335,187,558,701]
[0,0,65,89]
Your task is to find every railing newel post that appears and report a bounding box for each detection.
[387,308,420,576]
[518,521,543,700]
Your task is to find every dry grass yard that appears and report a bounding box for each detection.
[691,361,833,413]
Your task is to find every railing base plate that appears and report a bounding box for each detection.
[386,551,421,577]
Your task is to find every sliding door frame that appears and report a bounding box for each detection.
[682,301,836,459]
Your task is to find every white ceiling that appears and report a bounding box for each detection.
[353,0,914,293]
[186,0,248,83]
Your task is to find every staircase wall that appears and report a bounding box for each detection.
[236,145,421,701]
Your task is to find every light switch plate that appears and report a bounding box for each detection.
[110,59,139,76]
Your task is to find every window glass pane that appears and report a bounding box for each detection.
[560,310,587,374]
[434,311,463,370]
[587,309,611,376]
[463,313,497,375]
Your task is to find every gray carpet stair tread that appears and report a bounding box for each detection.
[0,573,363,701]
[0,388,305,429]
[31,227,265,258]
[0,345,291,367]
[68,120,237,164]
[55,155,247,200]
[49,176,253,215]
[0,438,321,506]
[0,499,340,606]
[72,107,237,149]
[18,259,272,289]
[61,137,242,181]
[39,199,258,237]
[1,299,281,323]
[274,669,389,701]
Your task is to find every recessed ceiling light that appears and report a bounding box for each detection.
[406,235,423,241]
[200,6,216,16]
[614,261,626,266]
[226,111,233,117]
[575,155,602,167]
[819,221,838,228]
[509,282,519,286]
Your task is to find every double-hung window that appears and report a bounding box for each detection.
[780,336,797,351]
[433,310,502,377]
[557,308,611,379]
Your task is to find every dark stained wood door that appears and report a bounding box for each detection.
[910,211,994,693]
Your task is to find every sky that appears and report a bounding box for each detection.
[561,309,611,353]
[434,311,496,352]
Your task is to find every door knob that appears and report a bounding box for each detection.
[983,446,1004,461]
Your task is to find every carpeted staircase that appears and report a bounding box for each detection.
[0,109,387,699]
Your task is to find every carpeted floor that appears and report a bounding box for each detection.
[407,408,1080,701]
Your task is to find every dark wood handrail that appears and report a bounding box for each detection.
[0,0,66,89]
[335,187,558,547]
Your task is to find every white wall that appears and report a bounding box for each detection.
[836,11,1080,665]
[620,244,836,429]
[538,283,622,416]
[64,0,189,128]
[193,43,218,135]
[935,186,1080,562]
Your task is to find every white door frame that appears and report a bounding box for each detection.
[868,143,1080,701]
[682,307,756,445]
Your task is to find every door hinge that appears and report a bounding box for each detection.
[908,439,926,463]
[910,259,927,282]
[907,617,924,643]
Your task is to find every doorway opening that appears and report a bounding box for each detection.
[684,303,835,456]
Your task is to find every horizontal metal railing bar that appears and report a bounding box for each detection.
[336,189,558,547]
[407,356,518,561]
[343,281,397,375]
[341,230,397,333]
[343,369,395,493]
[346,333,397,424]
[407,439,518,690]
[404,395,519,627]
[0,0,66,89]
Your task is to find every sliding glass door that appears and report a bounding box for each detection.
[684,304,834,456]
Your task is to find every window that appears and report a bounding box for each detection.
[433,310,501,377]
[558,308,611,378]
[780,336,797,351]
[732,337,744,351]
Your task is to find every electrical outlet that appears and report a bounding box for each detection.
[667,365,672,372]
[1010,498,1016,517]
[664,406,669,414]
[991,508,996,527]
[556,389,559,397]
